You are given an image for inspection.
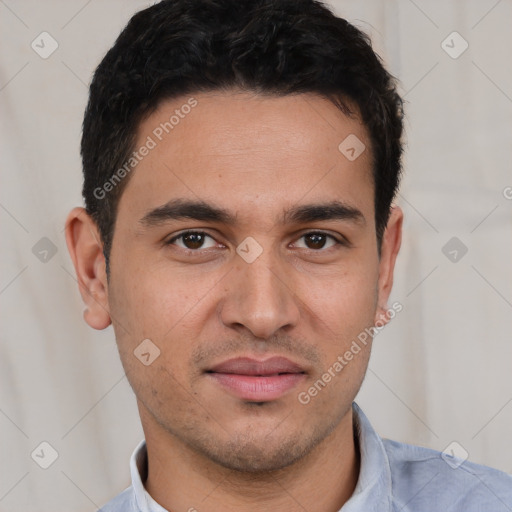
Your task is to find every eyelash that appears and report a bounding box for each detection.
[165,230,346,252]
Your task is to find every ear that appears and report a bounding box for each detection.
[65,207,112,330]
[374,205,403,326]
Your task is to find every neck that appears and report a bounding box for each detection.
[142,407,359,512]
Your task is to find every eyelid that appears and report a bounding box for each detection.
[291,229,350,247]
[166,230,223,248]
[293,228,350,245]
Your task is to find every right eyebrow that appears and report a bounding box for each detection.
[138,199,236,228]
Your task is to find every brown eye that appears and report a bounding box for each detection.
[168,231,217,250]
[182,232,206,249]
[305,233,327,249]
[294,232,339,250]
[304,233,327,249]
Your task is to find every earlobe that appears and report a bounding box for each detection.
[374,205,403,326]
[65,207,112,330]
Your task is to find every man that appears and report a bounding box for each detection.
[65,0,512,510]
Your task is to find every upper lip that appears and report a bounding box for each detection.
[208,357,305,376]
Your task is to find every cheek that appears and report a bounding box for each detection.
[301,262,379,338]
[107,260,219,387]
[109,257,208,338]
[107,268,199,411]
[297,272,376,408]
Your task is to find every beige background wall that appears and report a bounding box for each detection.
[1,0,511,510]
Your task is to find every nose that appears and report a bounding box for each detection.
[219,251,300,340]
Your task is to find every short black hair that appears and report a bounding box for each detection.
[81,0,404,273]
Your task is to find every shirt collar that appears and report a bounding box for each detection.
[129,402,393,512]
[343,402,393,511]
[130,438,168,512]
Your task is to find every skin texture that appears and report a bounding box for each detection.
[66,90,402,512]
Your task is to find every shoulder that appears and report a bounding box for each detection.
[382,439,512,511]
[98,486,138,512]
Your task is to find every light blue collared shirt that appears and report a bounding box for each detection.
[99,403,512,511]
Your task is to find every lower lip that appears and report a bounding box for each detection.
[208,373,306,401]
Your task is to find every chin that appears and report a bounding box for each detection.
[193,418,336,474]
[207,437,310,473]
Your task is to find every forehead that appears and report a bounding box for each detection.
[118,90,374,225]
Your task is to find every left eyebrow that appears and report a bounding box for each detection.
[283,201,366,226]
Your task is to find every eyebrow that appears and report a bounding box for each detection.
[283,201,365,226]
[139,199,236,227]
[138,198,365,228]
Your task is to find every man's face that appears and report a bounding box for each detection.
[102,91,397,472]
